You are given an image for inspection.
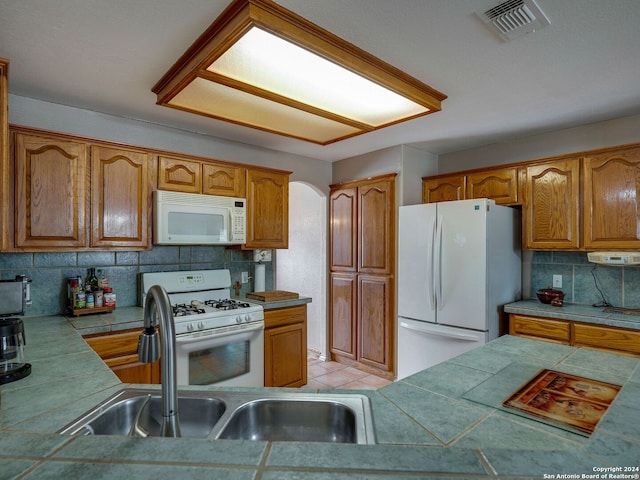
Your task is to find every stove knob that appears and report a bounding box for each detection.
[187,323,194,332]
[198,321,205,330]
[236,315,242,324]
[244,314,251,323]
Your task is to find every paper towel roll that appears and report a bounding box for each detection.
[254,263,265,292]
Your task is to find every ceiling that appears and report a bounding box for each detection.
[1,0,639,162]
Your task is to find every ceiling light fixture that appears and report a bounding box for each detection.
[152,0,447,145]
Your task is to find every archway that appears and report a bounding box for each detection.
[276,181,328,359]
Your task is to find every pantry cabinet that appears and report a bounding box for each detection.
[358,274,393,372]
[14,132,88,248]
[329,173,395,379]
[522,158,580,250]
[157,154,247,197]
[329,273,357,359]
[263,305,307,387]
[583,145,640,249]
[330,187,358,272]
[245,168,289,249]
[85,329,160,384]
[509,313,640,357]
[91,145,151,249]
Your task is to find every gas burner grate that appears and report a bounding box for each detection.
[172,304,206,316]
[205,299,251,310]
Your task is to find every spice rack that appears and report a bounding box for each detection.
[68,306,115,317]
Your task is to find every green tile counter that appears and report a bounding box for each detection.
[505,299,640,330]
[1,315,639,479]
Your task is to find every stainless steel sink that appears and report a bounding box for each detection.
[59,388,376,444]
[218,397,363,443]
[58,389,226,438]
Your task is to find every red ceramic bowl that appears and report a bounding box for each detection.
[536,288,565,304]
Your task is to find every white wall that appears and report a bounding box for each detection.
[437,113,640,173]
[9,94,332,192]
[276,182,327,358]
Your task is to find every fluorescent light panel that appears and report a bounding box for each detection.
[153,0,446,145]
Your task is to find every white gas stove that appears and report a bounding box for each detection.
[140,269,263,336]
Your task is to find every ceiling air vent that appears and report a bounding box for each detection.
[477,0,550,41]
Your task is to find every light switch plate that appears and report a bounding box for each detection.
[553,275,562,288]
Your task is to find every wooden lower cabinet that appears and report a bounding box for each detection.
[509,314,570,344]
[330,273,394,380]
[509,313,640,356]
[329,273,357,359]
[264,305,307,387]
[84,329,160,384]
[358,274,393,372]
[573,323,640,356]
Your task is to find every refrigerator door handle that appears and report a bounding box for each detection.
[426,215,436,310]
[399,321,481,341]
[434,215,443,310]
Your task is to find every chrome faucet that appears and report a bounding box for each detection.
[138,285,181,437]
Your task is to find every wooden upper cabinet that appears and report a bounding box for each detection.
[583,146,640,249]
[203,163,246,197]
[245,168,289,249]
[466,167,519,205]
[422,174,465,203]
[358,177,395,274]
[157,155,246,197]
[14,132,88,248]
[523,159,580,250]
[157,155,201,193]
[329,186,357,271]
[91,145,150,249]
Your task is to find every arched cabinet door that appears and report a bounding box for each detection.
[329,186,357,272]
[583,146,640,250]
[14,132,88,248]
[523,159,580,250]
[91,145,151,249]
[422,174,465,203]
[358,176,395,275]
[245,168,289,249]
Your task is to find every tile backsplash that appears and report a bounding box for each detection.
[529,251,640,308]
[0,246,273,316]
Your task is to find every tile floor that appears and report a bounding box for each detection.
[304,352,393,390]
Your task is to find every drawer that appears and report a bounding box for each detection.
[573,323,640,356]
[509,314,570,343]
[264,305,307,329]
[85,329,143,359]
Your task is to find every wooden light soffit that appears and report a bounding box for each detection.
[152,0,447,145]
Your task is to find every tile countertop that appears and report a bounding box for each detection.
[505,299,640,330]
[1,316,639,479]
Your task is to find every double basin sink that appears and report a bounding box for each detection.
[58,388,376,444]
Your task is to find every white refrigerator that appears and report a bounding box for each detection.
[397,198,521,380]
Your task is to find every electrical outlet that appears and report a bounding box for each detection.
[241,272,249,284]
[553,275,562,288]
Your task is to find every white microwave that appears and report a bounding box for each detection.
[153,190,246,245]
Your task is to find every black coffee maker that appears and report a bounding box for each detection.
[0,275,32,384]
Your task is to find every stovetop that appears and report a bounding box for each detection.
[140,270,264,335]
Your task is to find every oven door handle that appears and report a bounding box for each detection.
[175,321,264,343]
